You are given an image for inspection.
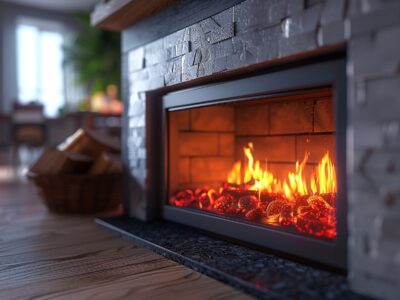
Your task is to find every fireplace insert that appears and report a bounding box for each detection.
[161,58,347,269]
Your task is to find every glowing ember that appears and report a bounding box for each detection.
[170,143,337,239]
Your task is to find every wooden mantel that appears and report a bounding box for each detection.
[91,0,177,31]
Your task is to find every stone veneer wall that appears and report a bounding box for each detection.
[125,1,400,299]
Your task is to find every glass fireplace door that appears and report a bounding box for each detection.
[161,58,347,268]
[168,89,337,240]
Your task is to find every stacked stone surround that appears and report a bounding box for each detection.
[125,0,400,299]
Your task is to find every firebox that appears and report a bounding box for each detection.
[161,58,347,269]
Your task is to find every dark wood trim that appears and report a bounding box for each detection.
[91,0,177,32]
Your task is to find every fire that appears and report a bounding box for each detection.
[227,143,336,199]
[171,143,337,239]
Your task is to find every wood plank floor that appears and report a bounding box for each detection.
[0,177,251,299]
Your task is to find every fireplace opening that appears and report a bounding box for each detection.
[168,89,337,240]
[161,58,347,268]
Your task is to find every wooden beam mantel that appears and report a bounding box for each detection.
[91,0,177,31]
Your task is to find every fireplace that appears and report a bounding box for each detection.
[162,58,347,268]
[93,0,400,298]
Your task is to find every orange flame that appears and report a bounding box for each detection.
[227,143,336,200]
[171,142,337,239]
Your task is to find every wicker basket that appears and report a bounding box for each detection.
[28,172,122,214]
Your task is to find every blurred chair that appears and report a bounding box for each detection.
[0,114,11,147]
[11,102,47,166]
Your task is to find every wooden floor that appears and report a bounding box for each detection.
[0,176,251,299]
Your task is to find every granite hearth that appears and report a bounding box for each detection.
[97,216,369,300]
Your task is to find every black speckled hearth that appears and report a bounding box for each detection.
[96,216,370,300]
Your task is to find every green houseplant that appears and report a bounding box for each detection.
[63,13,121,95]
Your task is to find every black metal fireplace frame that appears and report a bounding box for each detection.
[159,57,347,269]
